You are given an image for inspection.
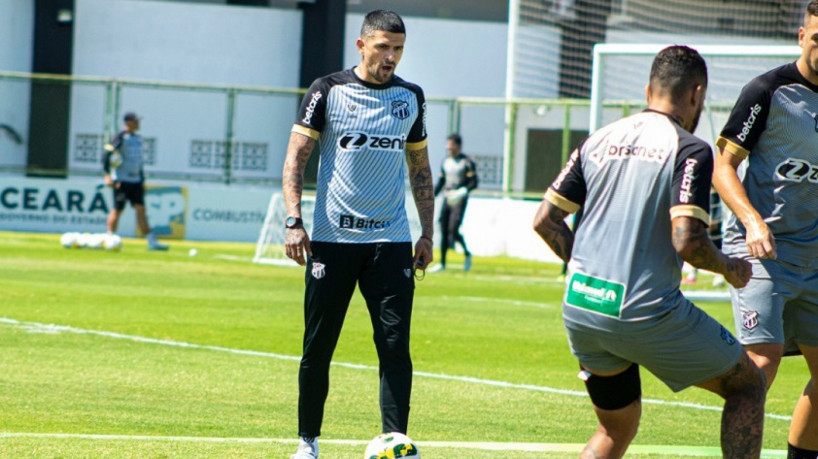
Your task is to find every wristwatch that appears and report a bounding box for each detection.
[285,216,303,229]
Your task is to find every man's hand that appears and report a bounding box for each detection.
[723,256,752,289]
[285,227,312,266]
[413,236,433,271]
[104,175,119,189]
[744,217,777,260]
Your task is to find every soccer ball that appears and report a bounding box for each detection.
[60,232,79,249]
[105,144,123,168]
[76,232,92,248]
[104,234,123,252]
[364,432,419,459]
[86,233,105,250]
[109,151,123,168]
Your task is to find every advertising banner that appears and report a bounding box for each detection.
[0,177,272,242]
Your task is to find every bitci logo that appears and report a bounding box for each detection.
[339,215,355,228]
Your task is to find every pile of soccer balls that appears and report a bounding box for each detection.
[60,232,122,252]
[364,432,419,459]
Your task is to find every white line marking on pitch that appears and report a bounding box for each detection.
[0,317,791,422]
[0,433,788,457]
[435,295,553,309]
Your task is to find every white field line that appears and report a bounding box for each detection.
[434,295,554,309]
[0,317,791,422]
[0,433,789,457]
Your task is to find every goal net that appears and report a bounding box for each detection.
[589,43,800,300]
[506,0,803,100]
[253,194,315,266]
[253,192,425,267]
[589,44,801,140]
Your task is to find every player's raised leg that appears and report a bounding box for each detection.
[695,352,766,459]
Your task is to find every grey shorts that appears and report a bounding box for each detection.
[565,300,742,392]
[730,257,818,354]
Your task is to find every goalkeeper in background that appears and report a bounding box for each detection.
[103,112,167,251]
[428,133,478,272]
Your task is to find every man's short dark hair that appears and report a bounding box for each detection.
[447,133,462,146]
[361,10,406,37]
[649,45,708,103]
[807,0,818,20]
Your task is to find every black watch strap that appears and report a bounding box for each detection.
[285,216,303,229]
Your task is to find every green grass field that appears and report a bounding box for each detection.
[0,231,807,458]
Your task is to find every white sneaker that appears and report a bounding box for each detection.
[428,264,445,273]
[146,234,169,251]
[147,240,169,251]
[290,437,319,459]
[464,254,472,272]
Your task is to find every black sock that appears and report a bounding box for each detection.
[788,443,818,459]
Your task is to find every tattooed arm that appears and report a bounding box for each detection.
[282,131,316,266]
[532,200,574,263]
[406,146,434,269]
[671,216,750,288]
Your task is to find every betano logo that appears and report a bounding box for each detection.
[678,157,698,203]
[338,131,406,152]
[301,91,322,125]
[736,103,763,142]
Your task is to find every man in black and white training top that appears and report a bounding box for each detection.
[281,10,434,459]
[103,112,167,251]
[429,133,478,273]
[713,2,818,457]
[534,45,765,459]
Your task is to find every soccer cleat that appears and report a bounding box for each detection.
[427,264,445,273]
[290,437,319,459]
[464,254,472,272]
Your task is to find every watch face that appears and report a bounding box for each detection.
[285,217,296,228]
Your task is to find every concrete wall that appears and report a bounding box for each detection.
[0,0,35,170]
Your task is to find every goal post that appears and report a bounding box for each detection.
[589,43,801,134]
[588,43,801,301]
[253,193,315,266]
[253,191,424,267]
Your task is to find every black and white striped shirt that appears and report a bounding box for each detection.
[717,62,818,268]
[293,68,427,243]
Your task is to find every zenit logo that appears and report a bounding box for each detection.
[775,157,818,183]
[338,131,406,151]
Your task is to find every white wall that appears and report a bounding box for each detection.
[68,0,303,181]
[0,0,34,170]
[343,14,509,181]
[73,0,302,86]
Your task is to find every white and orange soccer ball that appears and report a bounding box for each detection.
[364,432,419,459]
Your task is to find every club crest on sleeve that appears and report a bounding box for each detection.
[312,262,326,279]
[391,100,410,120]
[719,326,736,345]
[742,310,759,330]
